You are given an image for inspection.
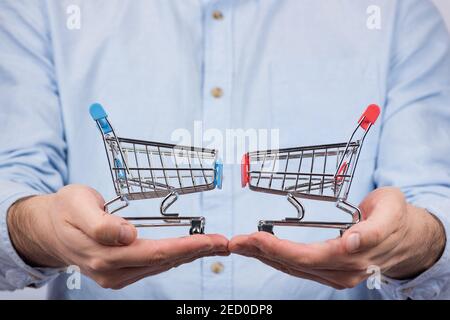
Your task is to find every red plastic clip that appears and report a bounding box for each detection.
[335,161,348,183]
[359,104,381,131]
[241,153,250,187]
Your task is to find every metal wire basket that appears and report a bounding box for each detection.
[241,104,380,235]
[90,103,223,234]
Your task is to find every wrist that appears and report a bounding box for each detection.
[419,209,446,271]
[385,204,446,279]
[7,195,66,268]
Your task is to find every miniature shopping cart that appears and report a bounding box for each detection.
[89,103,223,235]
[241,104,380,235]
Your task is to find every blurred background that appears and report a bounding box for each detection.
[436,0,450,30]
[1,0,449,300]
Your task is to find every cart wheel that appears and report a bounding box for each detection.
[258,223,274,235]
[189,225,204,235]
[189,219,205,235]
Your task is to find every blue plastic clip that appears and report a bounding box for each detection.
[214,160,223,189]
[89,103,113,134]
[114,158,126,180]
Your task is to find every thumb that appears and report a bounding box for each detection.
[62,186,137,246]
[342,188,405,253]
[342,210,395,254]
[87,212,137,246]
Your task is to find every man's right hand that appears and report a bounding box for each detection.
[7,184,229,289]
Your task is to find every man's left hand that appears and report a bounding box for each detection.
[229,187,446,289]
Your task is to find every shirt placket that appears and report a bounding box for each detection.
[200,0,234,300]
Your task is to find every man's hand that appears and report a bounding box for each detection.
[229,187,446,289]
[7,184,229,289]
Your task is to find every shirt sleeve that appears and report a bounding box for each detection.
[0,1,67,290]
[374,0,450,300]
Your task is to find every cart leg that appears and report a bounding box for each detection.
[104,196,129,214]
[258,221,274,235]
[336,200,361,237]
[287,194,305,220]
[336,200,362,224]
[160,191,180,218]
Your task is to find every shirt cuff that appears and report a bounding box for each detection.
[380,194,450,300]
[0,181,62,290]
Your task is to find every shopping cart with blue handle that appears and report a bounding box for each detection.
[241,104,380,235]
[89,103,223,234]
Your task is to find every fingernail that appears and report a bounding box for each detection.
[346,233,360,253]
[119,224,135,245]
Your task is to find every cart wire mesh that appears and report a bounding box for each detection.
[105,137,219,201]
[243,142,360,202]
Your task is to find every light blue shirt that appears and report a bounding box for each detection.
[1,0,450,300]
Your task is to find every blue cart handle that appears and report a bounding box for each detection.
[89,103,113,134]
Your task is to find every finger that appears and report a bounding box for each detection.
[232,240,368,289]
[231,232,344,269]
[234,246,346,290]
[228,235,250,253]
[106,246,229,289]
[84,211,137,246]
[111,267,173,289]
[231,234,341,273]
[65,187,137,246]
[111,256,198,290]
[108,234,229,267]
[341,198,403,254]
[257,256,346,290]
[235,240,368,276]
[255,256,369,290]
[231,233,375,272]
[92,264,174,289]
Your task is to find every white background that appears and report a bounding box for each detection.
[1,0,449,300]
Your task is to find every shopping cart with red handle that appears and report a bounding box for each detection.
[241,104,381,235]
[89,103,223,235]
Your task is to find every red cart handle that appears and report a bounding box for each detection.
[358,104,380,131]
[241,153,250,187]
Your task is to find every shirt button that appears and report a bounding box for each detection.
[211,262,224,274]
[212,10,224,20]
[211,87,223,99]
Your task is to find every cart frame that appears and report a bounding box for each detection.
[90,103,223,234]
[241,104,381,235]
